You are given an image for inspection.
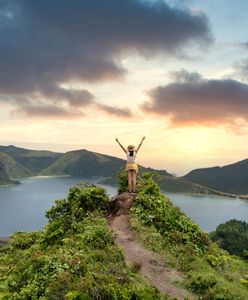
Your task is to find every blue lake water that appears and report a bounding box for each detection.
[166,192,248,232]
[0,176,247,236]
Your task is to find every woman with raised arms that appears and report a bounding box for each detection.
[115,137,146,194]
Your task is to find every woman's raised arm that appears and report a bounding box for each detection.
[115,138,127,153]
[136,136,146,153]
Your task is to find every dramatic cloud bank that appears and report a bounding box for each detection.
[142,70,248,127]
[0,0,211,118]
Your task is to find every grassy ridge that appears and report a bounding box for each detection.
[130,174,248,299]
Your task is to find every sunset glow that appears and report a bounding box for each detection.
[1,0,248,175]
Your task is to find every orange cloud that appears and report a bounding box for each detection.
[142,71,248,129]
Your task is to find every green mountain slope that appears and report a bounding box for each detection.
[40,149,171,178]
[0,153,32,181]
[157,175,213,194]
[131,175,248,299]
[183,158,248,195]
[0,145,62,174]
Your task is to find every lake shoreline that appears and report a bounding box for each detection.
[0,176,248,234]
[1,175,248,200]
[0,174,102,188]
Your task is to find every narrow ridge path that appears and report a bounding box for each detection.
[108,193,194,300]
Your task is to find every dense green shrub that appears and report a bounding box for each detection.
[43,182,109,245]
[9,232,40,250]
[46,182,109,222]
[188,273,248,300]
[131,174,248,300]
[210,219,248,258]
[204,282,248,300]
[132,173,209,254]
[189,273,218,293]
[1,182,168,300]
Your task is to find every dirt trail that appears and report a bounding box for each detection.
[108,192,194,300]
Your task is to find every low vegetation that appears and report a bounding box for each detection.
[0,182,167,300]
[129,174,248,300]
[1,174,248,299]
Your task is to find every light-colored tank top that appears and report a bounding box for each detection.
[127,150,137,163]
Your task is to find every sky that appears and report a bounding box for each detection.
[1,0,248,175]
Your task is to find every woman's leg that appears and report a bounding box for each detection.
[132,170,137,192]
[128,170,133,192]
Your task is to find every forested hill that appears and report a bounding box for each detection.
[40,149,171,177]
[0,145,171,184]
[183,158,248,195]
[0,145,62,174]
[0,152,31,184]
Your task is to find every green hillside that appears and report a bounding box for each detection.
[0,182,168,300]
[0,175,247,299]
[0,145,62,174]
[0,153,32,182]
[40,149,171,178]
[157,175,213,194]
[183,158,248,195]
[130,175,248,299]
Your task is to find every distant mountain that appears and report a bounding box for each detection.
[0,153,32,182]
[40,149,171,178]
[0,145,62,174]
[183,158,248,195]
[2,145,247,197]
